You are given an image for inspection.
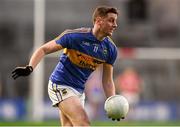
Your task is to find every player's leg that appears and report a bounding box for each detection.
[48,81,90,126]
[59,109,73,126]
[58,96,90,126]
[48,81,72,126]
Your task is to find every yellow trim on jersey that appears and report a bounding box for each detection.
[63,48,67,54]
[107,36,116,46]
[64,49,105,70]
[55,28,91,41]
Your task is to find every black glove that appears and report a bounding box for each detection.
[12,65,33,79]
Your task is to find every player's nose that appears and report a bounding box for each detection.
[113,22,118,28]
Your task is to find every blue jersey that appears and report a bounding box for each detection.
[50,28,117,93]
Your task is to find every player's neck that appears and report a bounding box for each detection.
[92,27,106,41]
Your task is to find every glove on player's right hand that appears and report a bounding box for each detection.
[12,65,33,79]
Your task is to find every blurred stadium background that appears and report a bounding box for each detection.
[0,0,180,126]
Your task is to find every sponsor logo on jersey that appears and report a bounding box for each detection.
[65,49,105,70]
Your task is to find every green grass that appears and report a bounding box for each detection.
[0,120,180,126]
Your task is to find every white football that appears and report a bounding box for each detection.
[104,95,129,120]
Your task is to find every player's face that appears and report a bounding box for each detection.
[100,13,118,36]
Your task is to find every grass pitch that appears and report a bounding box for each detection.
[0,120,180,126]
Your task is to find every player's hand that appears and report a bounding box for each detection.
[12,65,33,79]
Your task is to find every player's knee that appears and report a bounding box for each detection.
[60,117,72,126]
[61,121,73,126]
[77,120,90,126]
[81,117,90,126]
[72,115,90,126]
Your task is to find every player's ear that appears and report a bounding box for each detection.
[95,17,103,25]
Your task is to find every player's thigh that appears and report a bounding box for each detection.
[59,110,73,126]
[58,96,89,124]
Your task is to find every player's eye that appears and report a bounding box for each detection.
[109,19,115,23]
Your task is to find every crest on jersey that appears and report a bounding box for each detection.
[103,48,108,55]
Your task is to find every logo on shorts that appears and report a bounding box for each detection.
[61,89,67,95]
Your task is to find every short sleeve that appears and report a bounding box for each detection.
[54,31,71,48]
[106,46,117,66]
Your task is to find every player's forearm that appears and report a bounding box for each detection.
[102,81,116,98]
[29,47,46,69]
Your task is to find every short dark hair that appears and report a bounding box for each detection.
[92,6,119,24]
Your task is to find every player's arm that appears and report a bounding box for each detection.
[29,40,62,69]
[102,63,116,98]
[12,40,63,79]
